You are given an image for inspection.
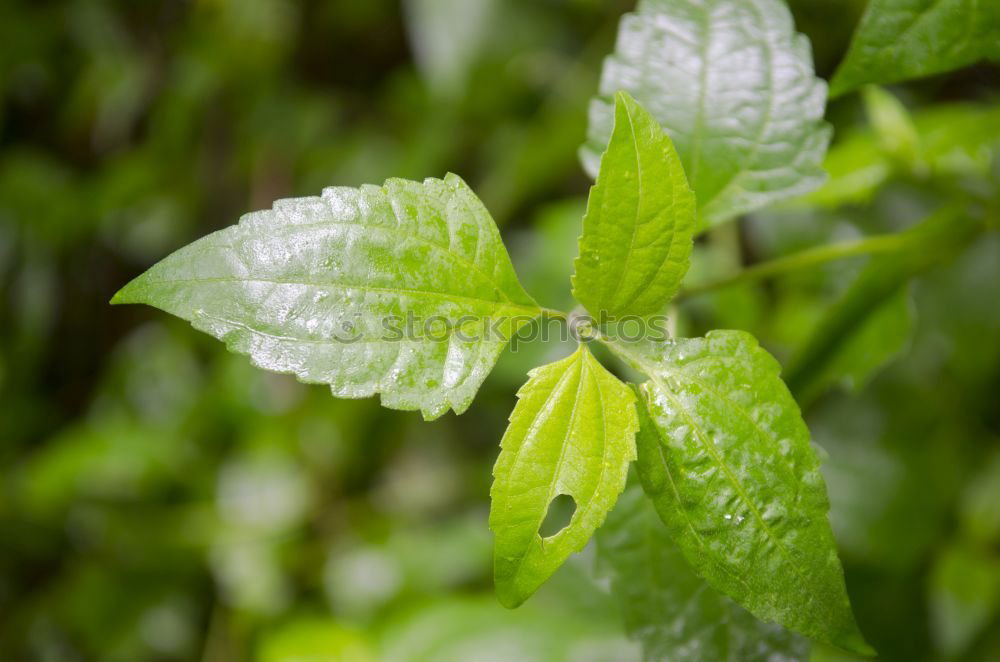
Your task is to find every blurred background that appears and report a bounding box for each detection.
[1,0,999,660]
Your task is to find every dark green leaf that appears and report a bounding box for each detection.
[598,483,810,661]
[112,174,541,420]
[960,450,1000,545]
[582,0,831,228]
[786,206,981,401]
[830,0,1000,97]
[928,544,1000,657]
[573,91,695,318]
[607,331,872,655]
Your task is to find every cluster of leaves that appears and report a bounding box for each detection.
[4,0,1000,660]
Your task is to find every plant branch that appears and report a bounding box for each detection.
[676,233,913,300]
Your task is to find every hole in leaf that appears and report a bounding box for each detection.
[539,493,576,538]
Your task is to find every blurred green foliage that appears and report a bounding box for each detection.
[1,0,999,660]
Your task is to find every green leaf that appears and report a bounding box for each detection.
[825,288,913,390]
[785,206,981,401]
[798,101,1000,209]
[257,618,374,662]
[799,286,914,404]
[112,173,541,420]
[830,0,1000,97]
[862,86,920,166]
[797,131,891,209]
[572,91,695,318]
[928,544,1000,658]
[490,345,638,608]
[597,483,810,661]
[582,0,831,228]
[914,103,1000,176]
[606,330,872,655]
[960,449,1000,546]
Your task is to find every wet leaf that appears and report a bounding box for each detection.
[490,345,638,607]
[113,174,541,420]
[607,331,872,655]
[582,0,831,228]
[573,91,695,318]
[597,483,810,661]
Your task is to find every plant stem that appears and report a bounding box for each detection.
[540,307,570,320]
[676,233,913,300]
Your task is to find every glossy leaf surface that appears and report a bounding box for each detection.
[609,331,872,654]
[830,0,1000,97]
[598,483,810,661]
[573,91,695,318]
[582,0,831,228]
[490,345,638,608]
[112,174,540,420]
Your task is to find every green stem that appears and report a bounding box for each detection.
[540,307,570,320]
[676,233,913,300]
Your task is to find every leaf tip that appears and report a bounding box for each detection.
[109,278,143,306]
[836,630,877,658]
[493,582,527,610]
[613,88,635,106]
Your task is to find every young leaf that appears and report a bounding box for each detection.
[572,91,695,319]
[112,174,541,420]
[606,331,873,655]
[582,0,831,228]
[490,345,638,608]
[597,483,810,661]
[830,0,1000,97]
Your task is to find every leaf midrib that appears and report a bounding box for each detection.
[648,377,817,613]
[610,338,823,622]
[131,276,542,317]
[236,212,533,307]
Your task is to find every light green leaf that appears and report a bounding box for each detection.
[785,206,981,401]
[914,103,1000,176]
[573,91,695,318]
[112,173,541,420]
[607,330,872,655]
[257,618,374,662]
[928,544,1000,658]
[797,131,891,209]
[582,0,831,228]
[798,101,1000,209]
[490,344,638,608]
[862,86,920,165]
[598,483,810,661]
[830,0,1000,97]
